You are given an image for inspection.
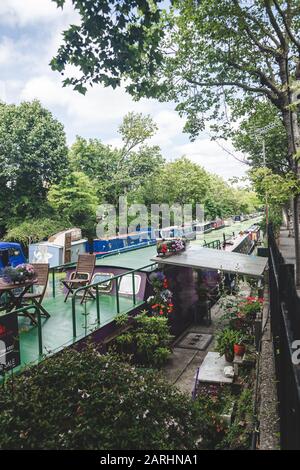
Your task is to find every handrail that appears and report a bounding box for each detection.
[70,262,157,337]
[49,240,157,298]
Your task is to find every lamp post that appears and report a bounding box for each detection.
[252,123,277,231]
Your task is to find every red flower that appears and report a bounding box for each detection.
[161,244,168,253]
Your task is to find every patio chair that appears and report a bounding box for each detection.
[20,263,50,325]
[61,254,96,303]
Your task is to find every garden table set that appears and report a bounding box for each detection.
[0,278,37,313]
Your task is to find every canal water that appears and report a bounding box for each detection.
[191,216,263,246]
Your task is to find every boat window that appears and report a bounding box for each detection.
[119,274,141,295]
[91,272,114,292]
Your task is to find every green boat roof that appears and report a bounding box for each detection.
[96,245,157,271]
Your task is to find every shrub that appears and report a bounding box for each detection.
[4,218,67,245]
[0,346,213,450]
[113,311,173,368]
[217,388,254,450]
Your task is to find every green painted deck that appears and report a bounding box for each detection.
[15,285,143,373]
[95,245,157,270]
[10,245,157,374]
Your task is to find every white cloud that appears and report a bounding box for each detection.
[0,37,15,64]
[174,139,248,180]
[150,110,186,147]
[20,75,169,136]
[0,0,248,181]
[0,0,76,26]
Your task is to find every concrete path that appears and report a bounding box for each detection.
[162,285,251,395]
[278,227,297,265]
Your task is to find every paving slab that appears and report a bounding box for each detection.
[197,351,233,384]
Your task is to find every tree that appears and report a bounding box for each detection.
[136,156,209,209]
[69,113,164,204]
[0,100,68,234]
[250,167,300,232]
[232,101,289,175]
[52,0,300,281]
[48,172,98,236]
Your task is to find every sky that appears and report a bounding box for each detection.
[0,0,248,181]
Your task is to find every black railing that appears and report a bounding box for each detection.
[203,239,221,249]
[268,224,300,450]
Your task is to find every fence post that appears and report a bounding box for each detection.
[96,285,100,325]
[116,278,120,314]
[132,272,136,306]
[52,269,56,298]
[72,295,77,338]
[37,307,43,357]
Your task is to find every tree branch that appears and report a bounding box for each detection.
[232,0,279,56]
[264,0,287,49]
[273,0,300,50]
[185,77,280,106]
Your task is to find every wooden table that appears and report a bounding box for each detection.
[0,278,37,313]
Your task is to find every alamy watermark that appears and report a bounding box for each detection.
[95,196,207,240]
[292,340,300,365]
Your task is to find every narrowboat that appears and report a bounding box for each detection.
[193,221,213,234]
[0,221,266,377]
[211,218,225,230]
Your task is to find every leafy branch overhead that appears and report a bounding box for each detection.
[51,1,300,139]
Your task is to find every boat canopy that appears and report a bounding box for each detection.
[151,245,268,278]
[0,242,27,268]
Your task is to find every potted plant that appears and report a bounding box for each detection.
[233,333,246,357]
[216,328,239,362]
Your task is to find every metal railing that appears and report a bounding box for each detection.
[49,241,156,298]
[268,224,300,449]
[6,262,157,367]
[70,262,157,338]
[203,239,221,249]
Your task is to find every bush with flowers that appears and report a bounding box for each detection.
[147,271,174,317]
[195,384,236,447]
[2,263,36,284]
[220,295,263,333]
[156,238,186,257]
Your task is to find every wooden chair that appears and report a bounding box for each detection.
[20,263,50,325]
[61,254,96,303]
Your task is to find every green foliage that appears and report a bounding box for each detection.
[250,167,298,231]
[4,218,67,245]
[51,1,165,94]
[119,112,158,157]
[69,113,164,204]
[232,101,289,175]
[114,312,173,368]
[217,388,254,450]
[250,168,300,206]
[0,100,68,232]
[48,171,98,236]
[215,328,241,360]
[0,346,212,450]
[195,384,236,446]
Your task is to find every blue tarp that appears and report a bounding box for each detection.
[0,242,27,269]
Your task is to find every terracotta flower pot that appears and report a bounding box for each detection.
[233,343,246,357]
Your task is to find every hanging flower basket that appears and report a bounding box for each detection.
[156,238,186,257]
